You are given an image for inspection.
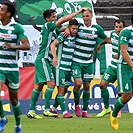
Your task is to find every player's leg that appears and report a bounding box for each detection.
[51,67,59,113]
[9,90,22,133]
[110,64,132,130]
[57,70,72,118]
[82,63,94,118]
[0,98,7,132]
[43,82,57,117]
[73,78,82,117]
[27,84,43,119]
[43,59,57,117]
[97,66,116,117]
[110,92,132,130]
[82,82,91,118]
[27,58,46,119]
[57,86,72,118]
[116,92,122,117]
[51,86,68,117]
[7,71,22,133]
[63,72,73,118]
[50,94,60,118]
[96,80,111,117]
[0,74,8,132]
[72,62,82,117]
[51,94,59,111]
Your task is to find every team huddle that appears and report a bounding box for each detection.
[0,2,133,133]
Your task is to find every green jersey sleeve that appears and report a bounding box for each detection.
[119,29,131,45]
[14,24,27,40]
[51,27,60,41]
[56,33,64,43]
[45,21,56,31]
[95,25,107,40]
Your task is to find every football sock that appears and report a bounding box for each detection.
[112,97,124,117]
[73,88,80,106]
[0,99,5,118]
[13,101,21,126]
[83,90,90,111]
[101,88,109,109]
[29,88,41,110]
[53,94,59,108]
[57,95,66,113]
[44,86,54,110]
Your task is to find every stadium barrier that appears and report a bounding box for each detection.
[1,67,133,114]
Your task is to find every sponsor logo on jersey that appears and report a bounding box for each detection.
[0,33,10,38]
[8,30,12,34]
[121,36,127,42]
[67,40,75,46]
[79,32,95,39]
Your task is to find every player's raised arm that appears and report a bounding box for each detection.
[56,7,88,27]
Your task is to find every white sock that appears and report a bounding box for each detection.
[52,107,57,111]
[1,116,6,120]
[16,124,21,128]
[63,111,67,115]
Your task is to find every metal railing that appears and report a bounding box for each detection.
[96,15,119,20]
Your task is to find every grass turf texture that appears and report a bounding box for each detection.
[2,113,133,133]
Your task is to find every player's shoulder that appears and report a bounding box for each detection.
[120,26,132,34]
[44,21,56,26]
[111,30,116,34]
[110,30,117,36]
[11,22,23,29]
[123,26,132,32]
[92,24,103,29]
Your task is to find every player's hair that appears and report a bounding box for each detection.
[3,2,15,18]
[43,9,56,21]
[69,19,79,26]
[114,20,125,27]
[131,14,133,24]
[82,8,92,14]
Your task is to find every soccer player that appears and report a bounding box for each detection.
[96,20,125,118]
[27,7,88,119]
[110,15,133,130]
[71,8,111,118]
[50,19,79,118]
[0,2,30,133]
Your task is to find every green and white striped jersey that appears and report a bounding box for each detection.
[0,21,27,72]
[110,30,119,68]
[118,26,133,64]
[73,23,107,64]
[56,33,76,71]
[37,21,56,58]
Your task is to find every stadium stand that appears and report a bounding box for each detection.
[94,0,133,30]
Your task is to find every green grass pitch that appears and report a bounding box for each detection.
[2,113,133,133]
